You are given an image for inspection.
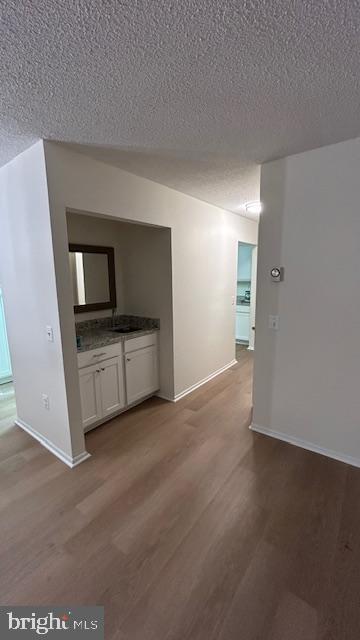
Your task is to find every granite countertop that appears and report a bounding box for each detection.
[77,327,159,353]
[76,314,160,353]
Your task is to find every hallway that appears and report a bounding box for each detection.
[0,350,359,639]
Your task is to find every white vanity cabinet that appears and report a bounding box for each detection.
[124,333,159,404]
[78,342,126,431]
[79,363,103,430]
[77,332,159,431]
[236,306,250,342]
[98,356,126,417]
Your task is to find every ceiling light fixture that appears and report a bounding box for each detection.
[245,201,263,215]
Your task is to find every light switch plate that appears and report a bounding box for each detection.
[46,325,54,342]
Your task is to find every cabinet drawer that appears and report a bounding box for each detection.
[124,332,158,354]
[77,342,123,369]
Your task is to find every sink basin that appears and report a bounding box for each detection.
[109,326,141,334]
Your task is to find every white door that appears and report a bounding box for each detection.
[125,346,159,405]
[99,356,126,417]
[79,363,102,430]
[248,246,257,351]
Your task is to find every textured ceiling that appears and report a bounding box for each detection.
[1,1,360,218]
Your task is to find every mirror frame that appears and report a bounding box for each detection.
[69,243,117,314]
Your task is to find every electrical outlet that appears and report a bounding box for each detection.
[42,394,50,410]
[268,315,279,331]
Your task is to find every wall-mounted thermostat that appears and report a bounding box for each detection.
[270,267,284,282]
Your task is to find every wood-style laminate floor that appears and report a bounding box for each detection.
[1,349,360,639]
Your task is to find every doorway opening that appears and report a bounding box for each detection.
[0,288,16,432]
[236,242,257,361]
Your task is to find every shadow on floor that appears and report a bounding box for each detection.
[236,343,249,361]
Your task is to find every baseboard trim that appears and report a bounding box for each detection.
[156,393,176,403]
[173,360,238,403]
[15,418,91,468]
[70,451,92,467]
[250,423,360,469]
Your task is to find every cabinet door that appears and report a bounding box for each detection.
[79,364,102,430]
[125,346,159,405]
[99,356,126,417]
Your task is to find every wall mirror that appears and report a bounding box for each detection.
[69,244,116,313]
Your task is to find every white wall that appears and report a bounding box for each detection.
[66,211,174,399]
[253,136,360,465]
[44,142,258,406]
[0,142,87,463]
[118,222,174,400]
